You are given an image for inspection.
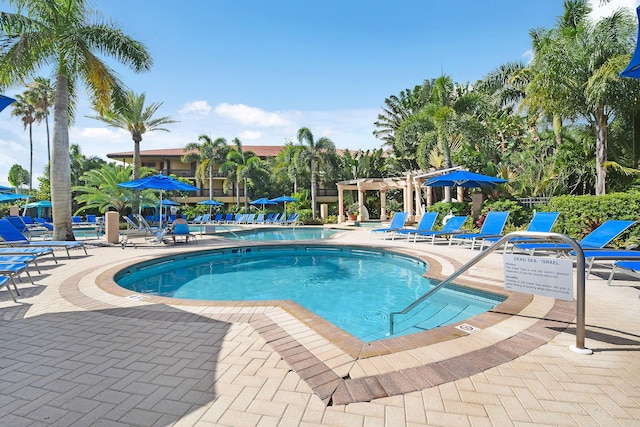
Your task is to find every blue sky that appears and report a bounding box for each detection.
[0,0,637,187]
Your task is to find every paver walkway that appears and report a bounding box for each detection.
[0,228,638,426]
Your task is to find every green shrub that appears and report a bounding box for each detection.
[481,199,531,229]
[325,214,338,224]
[546,191,640,246]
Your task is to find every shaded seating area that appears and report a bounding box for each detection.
[449,211,510,249]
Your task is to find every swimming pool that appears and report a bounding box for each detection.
[220,227,344,241]
[115,245,505,342]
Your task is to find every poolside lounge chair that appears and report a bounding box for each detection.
[0,254,40,274]
[0,219,87,258]
[0,262,34,288]
[213,213,223,223]
[255,213,265,224]
[606,260,640,285]
[449,211,510,249]
[371,212,409,238]
[479,211,560,250]
[409,215,468,244]
[513,220,636,255]
[0,246,57,263]
[567,249,640,276]
[392,212,438,240]
[0,275,18,302]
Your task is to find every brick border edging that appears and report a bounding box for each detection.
[59,266,574,406]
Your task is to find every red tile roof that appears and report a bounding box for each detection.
[107,145,355,159]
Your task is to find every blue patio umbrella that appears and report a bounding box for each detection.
[424,170,508,188]
[0,95,16,113]
[250,197,277,212]
[197,199,224,215]
[0,185,14,193]
[621,6,640,78]
[270,195,298,216]
[118,174,199,227]
[0,193,30,202]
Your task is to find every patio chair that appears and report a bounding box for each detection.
[392,212,438,240]
[255,213,265,224]
[263,213,274,223]
[449,211,510,249]
[408,215,469,244]
[566,248,640,276]
[224,213,235,223]
[479,211,560,250]
[0,219,87,258]
[282,213,299,225]
[168,219,196,244]
[371,212,409,238]
[513,219,636,255]
[606,260,640,286]
[213,213,224,223]
[0,254,41,274]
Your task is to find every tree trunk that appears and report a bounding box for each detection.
[243,178,248,211]
[51,75,75,241]
[131,139,142,214]
[28,123,33,193]
[594,107,608,196]
[310,158,317,218]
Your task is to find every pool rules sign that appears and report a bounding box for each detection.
[503,254,574,301]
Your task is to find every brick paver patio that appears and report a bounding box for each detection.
[0,227,638,426]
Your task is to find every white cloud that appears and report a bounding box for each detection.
[178,100,212,116]
[239,130,262,140]
[588,0,637,22]
[214,103,291,127]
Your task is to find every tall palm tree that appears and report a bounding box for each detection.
[10,92,36,193]
[297,127,336,218]
[28,77,55,165]
[219,138,262,210]
[182,135,227,200]
[0,0,152,240]
[525,0,637,195]
[90,91,176,182]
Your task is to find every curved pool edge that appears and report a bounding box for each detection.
[96,241,536,359]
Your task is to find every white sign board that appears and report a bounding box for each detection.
[503,254,574,301]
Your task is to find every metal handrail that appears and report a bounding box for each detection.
[388,231,591,354]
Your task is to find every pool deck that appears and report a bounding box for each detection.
[1,227,639,426]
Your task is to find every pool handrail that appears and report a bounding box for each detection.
[388,231,591,354]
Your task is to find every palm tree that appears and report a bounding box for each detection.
[297,127,336,218]
[28,77,55,165]
[89,91,175,180]
[89,91,176,213]
[73,163,156,216]
[219,138,262,210]
[10,92,36,193]
[524,0,637,195]
[0,0,152,240]
[182,135,227,200]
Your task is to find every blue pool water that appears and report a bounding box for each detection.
[221,227,343,241]
[115,245,504,341]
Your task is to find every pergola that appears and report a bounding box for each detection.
[336,167,465,223]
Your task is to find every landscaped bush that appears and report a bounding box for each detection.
[481,199,532,229]
[325,214,338,224]
[426,201,472,230]
[545,191,640,246]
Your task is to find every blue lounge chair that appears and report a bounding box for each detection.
[255,213,265,224]
[409,215,469,244]
[607,260,640,285]
[0,262,34,288]
[480,211,560,250]
[371,212,409,238]
[0,254,40,274]
[282,213,299,225]
[449,211,510,249]
[0,275,18,302]
[224,213,234,223]
[0,247,57,263]
[513,220,636,255]
[392,212,438,240]
[213,213,223,223]
[565,249,640,276]
[0,219,87,258]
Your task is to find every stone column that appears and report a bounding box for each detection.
[405,173,414,222]
[380,189,387,221]
[105,211,120,244]
[357,188,365,221]
[337,185,344,223]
